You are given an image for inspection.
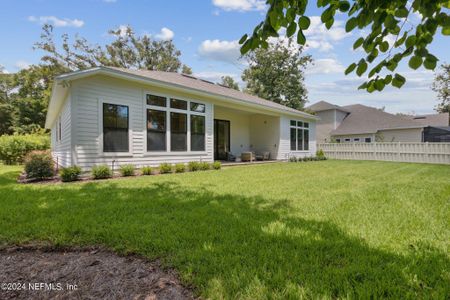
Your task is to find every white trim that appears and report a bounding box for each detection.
[97,98,133,157]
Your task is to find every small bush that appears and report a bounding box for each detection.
[316,149,326,160]
[212,161,221,170]
[289,156,297,162]
[92,164,112,179]
[199,162,210,171]
[188,161,201,172]
[0,134,50,165]
[174,163,186,173]
[119,164,135,176]
[24,150,54,179]
[60,165,82,182]
[159,163,172,174]
[141,166,152,175]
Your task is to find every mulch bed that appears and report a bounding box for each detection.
[0,245,196,300]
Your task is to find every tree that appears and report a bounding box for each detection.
[34,24,189,73]
[182,65,193,74]
[432,63,450,113]
[0,66,15,135]
[239,0,449,92]
[219,76,240,90]
[242,39,311,110]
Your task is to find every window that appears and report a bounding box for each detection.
[290,120,309,151]
[103,103,129,152]
[190,102,205,113]
[365,137,372,143]
[58,117,62,141]
[191,115,205,151]
[147,94,166,107]
[344,138,351,142]
[335,138,341,143]
[147,110,166,151]
[353,138,360,142]
[170,98,187,110]
[171,112,187,151]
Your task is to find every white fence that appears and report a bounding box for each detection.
[318,142,450,165]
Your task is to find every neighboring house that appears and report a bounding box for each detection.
[45,66,318,170]
[307,101,449,143]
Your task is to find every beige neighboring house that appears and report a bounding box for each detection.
[307,101,450,143]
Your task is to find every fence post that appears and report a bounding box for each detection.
[397,142,401,161]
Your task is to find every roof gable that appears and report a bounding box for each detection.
[307,100,349,112]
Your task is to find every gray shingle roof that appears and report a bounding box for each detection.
[307,100,350,112]
[405,113,449,126]
[104,67,316,118]
[331,104,424,135]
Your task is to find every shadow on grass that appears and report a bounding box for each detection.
[0,172,448,299]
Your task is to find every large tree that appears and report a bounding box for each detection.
[242,39,312,109]
[0,66,15,135]
[239,0,449,92]
[432,63,450,113]
[219,76,240,90]
[35,24,190,73]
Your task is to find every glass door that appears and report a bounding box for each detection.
[214,119,230,160]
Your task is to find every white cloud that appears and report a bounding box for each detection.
[15,60,30,70]
[307,58,345,74]
[303,16,350,52]
[155,27,174,40]
[198,39,241,64]
[28,16,84,28]
[212,0,266,11]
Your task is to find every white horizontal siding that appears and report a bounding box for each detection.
[51,93,72,167]
[278,116,317,159]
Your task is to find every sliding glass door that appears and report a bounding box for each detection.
[214,119,230,160]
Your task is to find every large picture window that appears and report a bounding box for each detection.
[147,110,166,151]
[171,112,187,151]
[103,103,129,152]
[290,120,309,151]
[191,115,205,151]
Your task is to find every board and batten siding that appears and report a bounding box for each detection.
[51,92,72,167]
[278,116,317,159]
[70,76,213,170]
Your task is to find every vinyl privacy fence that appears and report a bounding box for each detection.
[318,142,450,165]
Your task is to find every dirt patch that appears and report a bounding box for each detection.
[0,246,196,299]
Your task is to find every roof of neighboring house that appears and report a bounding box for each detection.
[307,100,350,112]
[45,66,317,128]
[330,104,428,135]
[405,113,449,126]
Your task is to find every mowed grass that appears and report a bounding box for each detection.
[0,160,449,299]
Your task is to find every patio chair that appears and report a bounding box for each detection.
[255,151,270,161]
[226,152,236,161]
[241,152,256,162]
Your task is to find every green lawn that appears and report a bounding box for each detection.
[0,160,449,299]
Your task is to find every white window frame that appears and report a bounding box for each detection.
[143,91,207,155]
[98,98,133,157]
[290,120,309,152]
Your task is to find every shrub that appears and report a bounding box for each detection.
[119,164,135,176]
[174,163,186,173]
[159,163,172,174]
[316,149,326,160]
[199,162,210,171]
[141,166,152,175]
[188,161,200,172]
[212,161,221,170]
[60,165,82,182]
[91,165,112,179]
[289,156,297,162]
[0,134,50,165]
[24,150,54,179]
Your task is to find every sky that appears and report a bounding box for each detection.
[0,0,449,114]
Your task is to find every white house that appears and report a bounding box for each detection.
[45,67,318,170]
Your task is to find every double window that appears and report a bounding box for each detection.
[290,120,309,151]
[103,103,129,152]
[146,94,206,152]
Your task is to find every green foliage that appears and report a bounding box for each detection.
[159,163,172,174]
[289,156,298,162]
[119,164,135,177]
[432,64,450,114]
[219,76,240,90]
[199,162,210,171]
[141,166,152,175]
[239,0,449,92]
[188,161,201,172]
[175,163,186,173]
[212,161,221,170]
[24,150,54,179]
[60,165,82,182]
[0,134,50,164]
[316,149,326,160]
[242,39,312,110]
[91,165,112,179]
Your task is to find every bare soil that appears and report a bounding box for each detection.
[0,246,196,300]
